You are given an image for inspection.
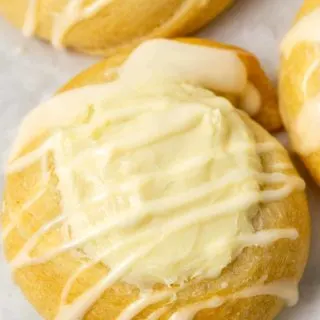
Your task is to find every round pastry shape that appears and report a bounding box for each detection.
[0,0,232,55]
[1,38,310,320]
[61,38,282,132]
[280,0,320,183]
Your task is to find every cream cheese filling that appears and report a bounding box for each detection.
[5,39,303,320]
[9,39,261,163]
[280,7,320,155]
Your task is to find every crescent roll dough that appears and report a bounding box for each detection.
[1,38,309,320]
[280,0,320,183]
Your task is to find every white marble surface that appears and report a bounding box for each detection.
[1,0,319,319]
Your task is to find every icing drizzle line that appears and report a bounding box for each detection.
[4,137,304,320]
[23,0,115,43]
[22,0,39,36]
[3,38,304,320]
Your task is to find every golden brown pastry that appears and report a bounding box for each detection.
[61,38,282,132]
[280,0,320,183]
[1,38,310,320]
[0,0,233,55]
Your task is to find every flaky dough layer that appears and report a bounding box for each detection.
[280,0,320,183]
[2,38,310,320]
[0,0,232,55]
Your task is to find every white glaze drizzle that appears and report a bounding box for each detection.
[55,227,297,320]
[237,229,298,247]
[24,0,202,53]
[10,215,66,269]
[8,169,303,270]
[280,6,320,155]
[234,280,299,306]
[10,169,253,269]
[293,93,320,155]
[8,187,45,228]
[1,223,15,240]
[6,167,302,320]
[3,39,303,320]
[8,83,119,163]
[146,307,170,320]
[115,231,298,320]
[255,142,280,154]
[117,292,173,320]
[23,0,39,36]
[281,7,320,59]
[2,151,50,239]
[7,137,53,174]
[259,173,305,202]
[117,40,247,94]
[104,67,119,79]
[7,139,303,248]
[169,280,298,320]
[292,58,320,155]
[5,136,303,319]
[52,0,115,48]
[7,40,264,163]
[55,242,178,320]
[14,188,260,272]
[57,192,255,304]
[57,218,298,313]
[301,58,320,98]
[239,82,261,116]
[5,171,301,318]
[261,179,305,202]
[4,154,49,239]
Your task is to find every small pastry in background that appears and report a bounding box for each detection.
[0,0,233,55]
[280,0,320,183]
[1,38,309,320]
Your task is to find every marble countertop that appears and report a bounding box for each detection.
[1,0,319,319]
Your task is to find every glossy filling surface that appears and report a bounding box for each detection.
[4,39,305,320]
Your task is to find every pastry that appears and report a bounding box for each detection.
[61,38,282,132]
[0,0,232,55]
[1,38,310,320]
[280,0,320,183]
